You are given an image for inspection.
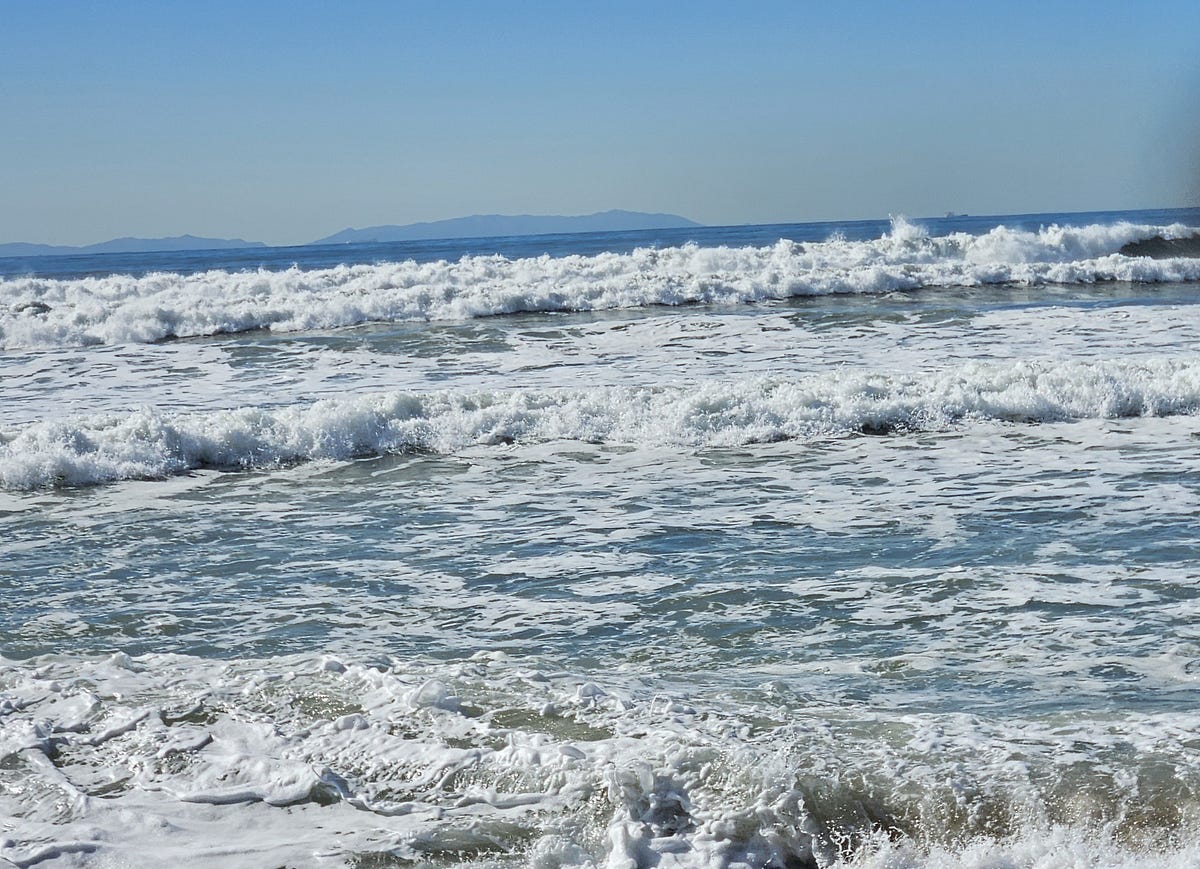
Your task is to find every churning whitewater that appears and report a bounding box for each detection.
[4,208,1200,869]
[3,357,1200,489]
[1,219,1199,349]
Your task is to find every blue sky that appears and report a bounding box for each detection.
[3,1,1199,245]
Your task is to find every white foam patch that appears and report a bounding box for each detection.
[9,297,1200,431]
[2,652,1199,868]
[1,219,1198,349]
[2,356,1199,489]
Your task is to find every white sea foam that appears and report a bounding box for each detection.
[3,356,1199,489]
[2,651,1199,868]
[1,219,1198,349]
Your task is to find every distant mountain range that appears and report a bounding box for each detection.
[0,211,703,257]
[0,235,267,257]
[311,210,702,245]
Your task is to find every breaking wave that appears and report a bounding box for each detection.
[1,219,1199,349]
[4,356,1199,489]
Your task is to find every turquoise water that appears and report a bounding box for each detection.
[3,210,1200,867]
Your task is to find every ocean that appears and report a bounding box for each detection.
[2,207,1200,868]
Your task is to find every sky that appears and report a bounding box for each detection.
[3,0,1199,246]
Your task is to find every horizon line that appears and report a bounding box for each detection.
[2,203,1199,257]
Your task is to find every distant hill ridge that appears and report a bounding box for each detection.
[311,210,703,245]
[0,234,267,257]
[0,211,703,257]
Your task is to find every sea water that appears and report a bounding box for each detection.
[2,209,1200,867]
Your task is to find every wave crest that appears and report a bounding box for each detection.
[3,357,1198,489]
[1,220,1198,349]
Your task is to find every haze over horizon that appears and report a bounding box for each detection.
[4,0,1199,247]
[0,209,706,254]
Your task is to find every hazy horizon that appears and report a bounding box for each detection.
[7,204,1200,255]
